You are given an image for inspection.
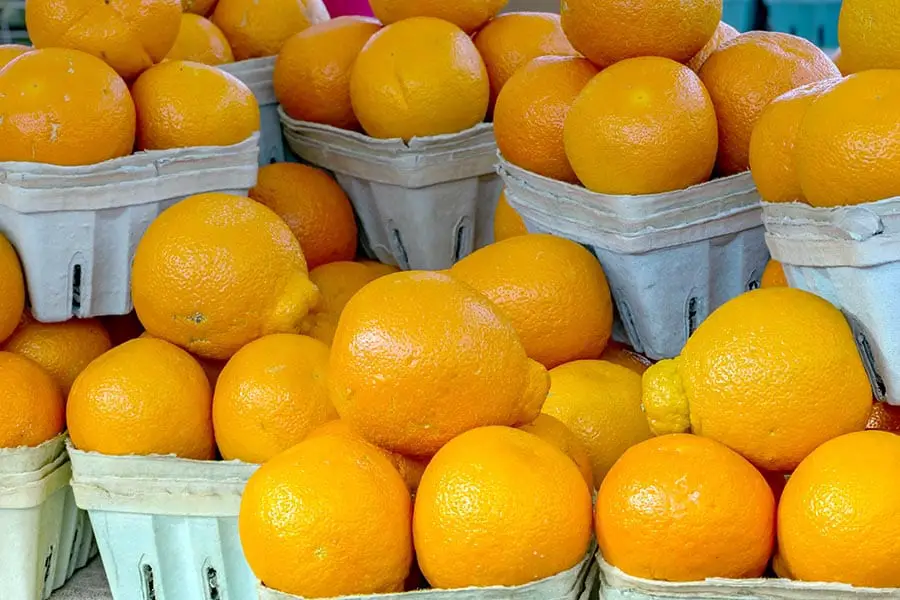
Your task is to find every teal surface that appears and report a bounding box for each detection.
[764,0,842,47]
[723,0,757,32]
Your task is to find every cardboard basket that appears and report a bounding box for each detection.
[220,58,287,166]
[0,134,259,322]
[598,554,897,599]
[69,444,259,600]
[498,157,767,360]
[763,197,900,404]
[259,552,595,600]
[280,112,502,270]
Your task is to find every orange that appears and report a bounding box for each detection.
[542,360,652,482]
[131,60,259,151]
[760,259,788,288]
[699,32,840,176]
[0,48,135,166]
[213,333,332,464]
[868,402,900,433]
[449,233,613,369]
[561,0,721,68]
[329,271,549,457]
[131,193,320,360]
[368,0,506,34]
[493,190,527,242]
[414,426,592,588]
[182,0,218,15]
[249,163,358,269]
[0,235,25,345]
[779,431,900,587]
[796,70,900,208]
[749,79,840,204]
[25,0,181,80]
[212,0,328,61]
[274,16,381,129]
[494,55,597,183]
[473,13,578,106]
[359,260,400,278]
[304,261,395,345]
[4,315,111,395]
[239,433,413,597]
[642,288,873,472]
[597,434,775,581]
[350,17,489,141]
[0,44,31,69]
[687,21,738,73]
[565,57,718,195]
[519,414,593,489]
[100,312,144,346]
[139,330,226,387]
[838,0,900,73]
[306,419,428,491]
[0,352,65,448]
[831,47,851,75]
[164,14,234,65]
[599,341,652,375]
[67,337,215,459]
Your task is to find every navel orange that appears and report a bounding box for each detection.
[239,433,413,597]
[131,193,320,360]
[494,55,597,183]
[350,17,489,141]
[643,288,873,471]
[0,48,135,166]
[329,271,548,457]
[164,14,234,65]
[368,0,506,33]
[274,16,381,129]
[597,434,775,581]
[0,352,65,448]
[212,0,328,60]
[414,426,592,588]
[565,57,718,195]
[67,337,215,459]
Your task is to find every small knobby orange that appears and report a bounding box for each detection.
[0,352,65,448]
[164,14,235,65]
[212,0,329,60]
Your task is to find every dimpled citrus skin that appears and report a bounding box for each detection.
[131,60,259,150]
[687,21,738,73]
[642,288,872,472]
[306,419,428,492]
[519,414,593,489]
[239,434,413,597]
[0,44,31,69]
[796,70,900,208]
[450,233,613,369]
[561,0,720,68]
[164,14,234,65]
[25,0,181,80]
[350,17,489,141]
[0,48,135,166]
[369,0,506,33]
[0,235,25,345]
[67,338,215,459]
[212,0,328,60]
[249,163,358,270]
[779,431,900,587]
[564,57,718,195]
[867,402,900,433]
[329,271,549,457]
[414,426,592,588]
[0,352,65,448]
[597,434,775,581]
[131,193,320,360]
[838,0,900,73]
[494,56,598,184]
[760,259,788,288]
[493,191,528,242]
[699,32,840,176]
[542,360,652,483]
[473,13,578,106]
[749,79,839,204]
[4,316,111,395]
[213,334,333,464]
[274,17,381,129]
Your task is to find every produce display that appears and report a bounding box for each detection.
[0,0,899,599]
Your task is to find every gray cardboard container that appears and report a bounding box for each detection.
[763,197,900,405]
[0,135,259,322]
[219,58,287,166]
[498,157,768,360]
[280,111,502,270]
